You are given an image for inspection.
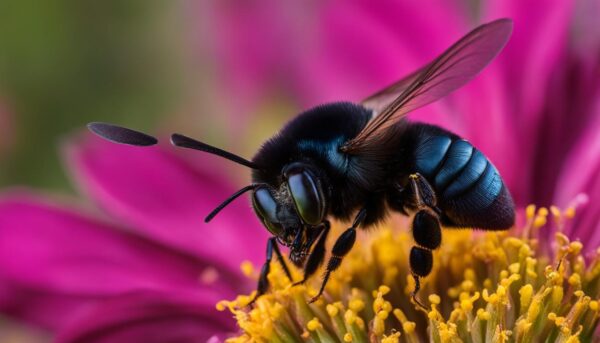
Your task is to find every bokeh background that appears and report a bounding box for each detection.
[0,0,599,341]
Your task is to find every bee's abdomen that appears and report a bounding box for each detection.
[413,133,513,229]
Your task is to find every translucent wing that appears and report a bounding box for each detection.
[360,67,425,116]
[343,18,513,153]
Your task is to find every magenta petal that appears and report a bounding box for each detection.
[67,134,268,272]
[552,100,600,247]
[485,0,574,137]
[56,290,233,343]
[0,191,241,328]
[298,0,467,106]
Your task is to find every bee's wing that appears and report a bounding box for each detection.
[343,18,513,153]
[360,67,425,116]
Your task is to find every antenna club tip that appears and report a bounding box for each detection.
[170,133,189,147]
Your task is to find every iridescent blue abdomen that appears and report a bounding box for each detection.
[410,124,514,229]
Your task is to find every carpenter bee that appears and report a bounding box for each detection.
[88,18,516,308]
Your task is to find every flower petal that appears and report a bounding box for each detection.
[56,290,233,343]
[553,99,600,247]
[66,133,268,273]
[0,191,239,328]
[485,0,574,132]
[298,0,468,106]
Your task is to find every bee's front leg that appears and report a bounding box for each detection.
[248,237,293,306]
[308,208,367,303]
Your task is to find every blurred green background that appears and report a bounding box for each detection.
[0,0,191,191]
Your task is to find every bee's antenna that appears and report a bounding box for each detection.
[205,184,259,223]
[171,133,260,169]
[87,122,158,146]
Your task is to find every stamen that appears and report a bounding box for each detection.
[220,204,600,341]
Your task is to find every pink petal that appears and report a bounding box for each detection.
[66,133,268,273]
[485,0,574,132]
[299,0,468,106]
[0,191,239,329]
[553,99,600,247]
[0,277,93,330]
[56,290,233,343]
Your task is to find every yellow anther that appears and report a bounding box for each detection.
[403,321,416,334]
[505,237,524,248]
[476,308,491,321]
[497,285,507,297]
[569,273,581,287]
[526,204,536,219]
[556,232,570,246]
[461,280,474,291]
[564,206,576,218]
[379,285,391,295]
[382,301,393,313]
[570,241,583,254]
[533,215,547,228]
[509,262,521,274]
[240,261,254,277]
[460,299,473,311]
[216,300,229,312]
[344,310,357,324]
[343,333,353,342]
[589,300,599,311]
[574,290,584,298]
[429,294,441,305]
[307,317,322,331]
[326,304,339,317]
[538,207,549,217]
[381,332,401,343]
[349,299,365,312]
[519,284,533,309]
[355,317,365,330]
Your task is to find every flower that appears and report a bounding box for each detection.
[1,0,599,342]
[220,206,600,342]
[200,0,600,248]
[0,133,268,342]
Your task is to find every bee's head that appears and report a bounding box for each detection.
[251,162,327,265]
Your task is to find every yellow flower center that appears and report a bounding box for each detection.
[218,206,600,342]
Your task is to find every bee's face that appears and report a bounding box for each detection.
[252,163,327,264]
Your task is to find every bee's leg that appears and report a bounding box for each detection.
[409,246,433,310]
[412,209,442,251]
[407,173,437,209]
[406,173,441,310]
[293,221,331,286]
[309,209,367,303]
[272,238,294,282]
[248,237,286,306]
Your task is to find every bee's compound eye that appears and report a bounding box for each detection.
[252,187,283,236]
[287,169,325,225]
